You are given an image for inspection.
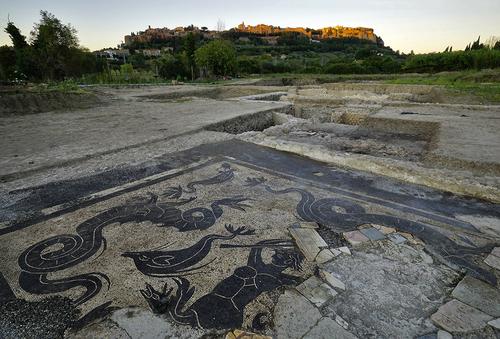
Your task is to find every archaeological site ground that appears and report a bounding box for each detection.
[1,79,499,339]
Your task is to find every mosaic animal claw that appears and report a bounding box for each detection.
[140,282,173,314]
[224,224,255,236]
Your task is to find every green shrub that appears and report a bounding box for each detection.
[195,40,237,77]
[237,56,261,74]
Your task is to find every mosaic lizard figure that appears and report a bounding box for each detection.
[140,239,303,330]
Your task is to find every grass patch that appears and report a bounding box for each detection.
[385,69,500,103]
[31,79,88,94]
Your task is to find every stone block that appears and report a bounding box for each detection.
[400,232,423,245]
[487,318,500,330]
[300,222,320,229]
[359,227,386,241]
[320,269,346,291]
[343,231,369,246]
[491,247,500,257]
[451,275,500,317]
[337,246,351,255]
[484,253,500,271]
[357,223,372,229]
[330,248,342,256]
[296,276,338,307]
[290,222,319,229]
[289,228,327,261]
[70,319,130,339]
[225,329,271,339]
[303,317,358,339]
[431,299,493,333]
[437,330,452,339]
[274,289,323,339]
[372,224,396,234]
[388,233,407,245]
[110,307,202,338]
[335,315,349,329]
[416,334,437,339]
[316,249,337,264]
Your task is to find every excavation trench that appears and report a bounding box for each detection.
[205,110,283,134]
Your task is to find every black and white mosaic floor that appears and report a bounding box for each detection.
[1,141,499,333]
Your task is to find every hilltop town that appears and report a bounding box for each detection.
[123,22,381,47]
[124,25,219,46]
[236,22,378,42]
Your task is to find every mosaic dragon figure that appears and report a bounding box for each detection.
[18,164,250,305]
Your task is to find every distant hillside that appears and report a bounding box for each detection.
[119,23,400,77]
[123,22,384,48]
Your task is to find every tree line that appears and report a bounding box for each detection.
[0,11,105,82]
[403,37,500,73]
[1,12,500,84]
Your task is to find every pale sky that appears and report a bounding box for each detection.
[0,0,499,53]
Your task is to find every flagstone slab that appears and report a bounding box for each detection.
[303,317,358,339]
[451,275,500,317]
[290,228,328,261]
[296,276,338,307]
[274,290,323,339]
[359,227,386,241]
[484,253,500,271]
[343,231,370,246]
[431,299,493,333]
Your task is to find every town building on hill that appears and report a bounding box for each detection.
[321,26,377,42]
[94,48,130,61]
[124,25,218,46]
[236,22,378,43]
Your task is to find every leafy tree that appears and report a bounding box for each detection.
[237,56,261,74]
[471,36,484,50]
[154,54,188,79]
[0,46,16,80]
[128,53,147,69]
[277,32,309,46]
[355,47,374,59]
[3,11,104,82]
[261,60,292,73]
[402,49,500,73]
[3,21,37,80]
[5,22,28,49]
[120,63,133,81]
[183,32,196,80]
[30,10,80,80]
[195,40,237,77]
